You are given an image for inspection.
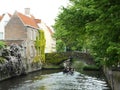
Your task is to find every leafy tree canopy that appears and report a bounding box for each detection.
[53,0,120,67]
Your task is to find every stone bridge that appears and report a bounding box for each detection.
[45,51,95,65]
[62,51,95,65]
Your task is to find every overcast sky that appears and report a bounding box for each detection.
[0,0,69,26]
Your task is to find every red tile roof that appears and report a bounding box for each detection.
[30,15,41,23]
[17,12,39,29]
[35,19,41,23]
[0,15,3,21]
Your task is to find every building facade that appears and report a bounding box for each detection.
[5,10,42,72]
[0,13,11,39]
[38,21,56,53]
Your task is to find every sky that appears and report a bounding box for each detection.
[0,0,69,26]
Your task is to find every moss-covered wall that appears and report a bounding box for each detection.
[34,30,46,63]
[45,52,95,65]
[45,52,68,65]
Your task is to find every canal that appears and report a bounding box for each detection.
[0,70,111,90]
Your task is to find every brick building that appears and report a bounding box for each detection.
[5,9,42,72]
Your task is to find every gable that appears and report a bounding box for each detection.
[6,14,24,27]
[17,12,39,29]
[5,14,27,40]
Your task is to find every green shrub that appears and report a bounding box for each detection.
[83,65,100,70]
[45,53,68,65]
[0,41,5,49]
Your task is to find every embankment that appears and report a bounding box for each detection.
[104,67,120,90]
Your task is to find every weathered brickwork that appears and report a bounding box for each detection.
[5,15,27,40]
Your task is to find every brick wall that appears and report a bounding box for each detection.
[5,15,27,40]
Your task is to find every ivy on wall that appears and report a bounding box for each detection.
[34,30,46,63]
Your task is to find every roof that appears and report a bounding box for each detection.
[0,14,4,21]
[30,15,41,23]
[0,13,12,21]
[17,12,39,29]
[8,13,12,17]
[34,19,41,23]
[0,15,3,21]
[46,25,54,35]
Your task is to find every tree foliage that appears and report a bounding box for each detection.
[53,0,120,67]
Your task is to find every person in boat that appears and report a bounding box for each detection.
[63,61,67,68]
[63,67,69,74]
[63,58,74,75]
[63,66,75,75]
[69,67,75,75]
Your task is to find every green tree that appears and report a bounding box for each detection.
[54,0,120,67]
[54,0,99,51]
[92,0,120,67]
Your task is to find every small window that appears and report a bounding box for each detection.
[0,32,3,39]
[4,21,8,26]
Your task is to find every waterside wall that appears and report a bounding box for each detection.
[0,57,42,81]
[104,67,120,90]
[0,43,42,81]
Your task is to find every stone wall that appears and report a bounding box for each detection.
[45,51,95,65]
[0,43,42,81]
[104,67,120,90]
[5,14,27,40]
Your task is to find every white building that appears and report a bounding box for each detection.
[0,13,11,39]
[38,21,56,53]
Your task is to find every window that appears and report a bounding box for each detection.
[4,21,8,26]
[0,32,3,39]
[30,30,33,40]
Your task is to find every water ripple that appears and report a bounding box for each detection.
[0,71,111,90]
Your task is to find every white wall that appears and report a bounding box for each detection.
[0,13,11,39]
[38,21,56,53]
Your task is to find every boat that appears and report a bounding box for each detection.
[63,67,74,75]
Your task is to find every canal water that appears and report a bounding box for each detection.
[0,70,111,90]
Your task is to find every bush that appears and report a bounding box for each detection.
[0,41,5,49]
[83,65,100,71]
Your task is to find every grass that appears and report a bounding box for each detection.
[83,65,101,71]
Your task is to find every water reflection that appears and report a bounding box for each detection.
[0,70,111,90]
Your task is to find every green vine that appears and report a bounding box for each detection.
[34,30,46,63]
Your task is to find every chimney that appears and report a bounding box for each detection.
[25,8,30,15]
